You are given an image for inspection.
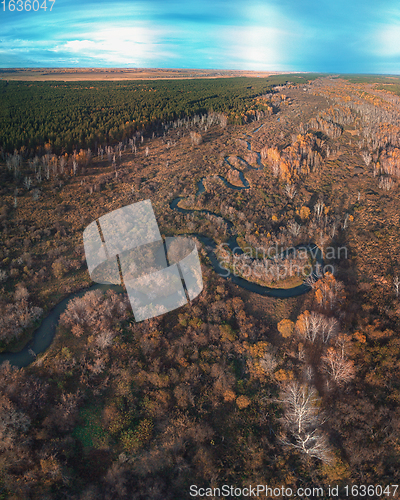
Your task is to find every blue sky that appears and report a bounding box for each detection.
[1,0,400,73]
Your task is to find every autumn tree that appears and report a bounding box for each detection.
[278,381,332,463]
[314,272,345,311]
[0,286,43,343]
[0,394,30,452]
[394,276,400,297]
[299,206,310,221]
[295,310,339,344]
[277,319,295,338]
[322,347,355,387]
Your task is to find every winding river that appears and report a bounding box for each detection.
[0,126,322,368]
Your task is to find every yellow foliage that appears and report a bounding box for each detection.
[299,206,311,220]
[277,319,294,338]
[246,341,269,381]
[236,395,251,409]
[353,331,366,343]
[315,288,323,305]
[247,341,269,358]
[267,147,281,163]
[313,272,346,308]
[321,456,350,482]
[223,390,236,402]
[295,311,310,336]
[274,369,294,382]
[247,360,267,381]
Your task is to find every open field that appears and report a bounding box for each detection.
[0,67,306,81]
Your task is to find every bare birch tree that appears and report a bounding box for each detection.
[285,184,297,200]
[278,382,332,463]
[295,310,339,344]
[322,347,355,387]
[394,276,400,297]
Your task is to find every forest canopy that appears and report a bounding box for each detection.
[0,74,321,155]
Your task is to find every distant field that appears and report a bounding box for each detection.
[338,74,400,84]
[332,74,400,98]
[0,68,314,82]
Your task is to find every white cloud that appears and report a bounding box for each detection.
[0,38,51,56]
[51,25,176,65]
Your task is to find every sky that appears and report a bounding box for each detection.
[0,0,400,73]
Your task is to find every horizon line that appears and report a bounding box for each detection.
[0,68,399,76]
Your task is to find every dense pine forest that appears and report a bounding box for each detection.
[0,74,320,155]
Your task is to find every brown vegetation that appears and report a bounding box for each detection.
[1,75,400,497]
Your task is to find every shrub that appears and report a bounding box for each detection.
[236,395,251,409]
[190,131,203,145]
[277,319,295,338]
